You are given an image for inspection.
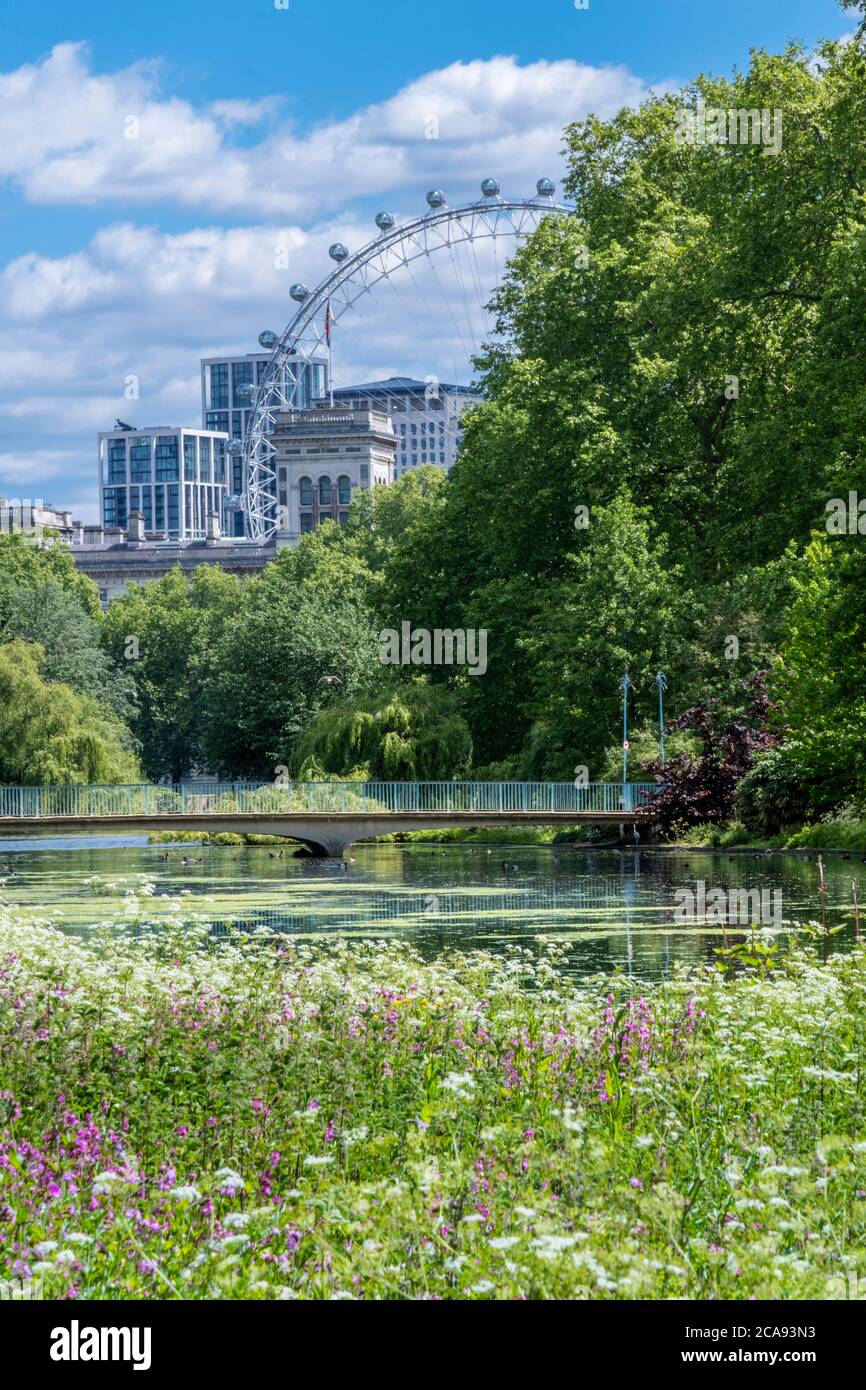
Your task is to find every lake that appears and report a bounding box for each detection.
[0,835,860,978]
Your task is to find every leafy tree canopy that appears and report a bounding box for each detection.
[102,566,242,783]
[0,641,139,785]
[294,682,473,781]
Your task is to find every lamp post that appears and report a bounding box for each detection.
[619,672,634,785]
[655,670,668,766]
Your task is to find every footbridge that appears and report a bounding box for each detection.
[0,781,658,858]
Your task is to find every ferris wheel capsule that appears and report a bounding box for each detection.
[375,211,395,231]
[227,437,245,453]
[235,383,256,402]
[290,283,309,302]
[329,243,349,262]
[257,330,278,350]
[536,177,556,198]
[426,189,447,210]
[480,178,500,198]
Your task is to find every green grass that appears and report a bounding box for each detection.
[373,824,602,847]
[1,897,865,1301]
[673,819,866,853]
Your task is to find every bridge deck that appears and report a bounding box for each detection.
[0,782,658,856]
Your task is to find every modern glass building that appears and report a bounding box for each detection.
[98,427,228,541]
[329,377,479,478]
[201,352,328,537]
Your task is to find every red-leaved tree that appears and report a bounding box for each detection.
[641,672,777,835]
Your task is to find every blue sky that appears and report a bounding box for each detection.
[0,0,854,517]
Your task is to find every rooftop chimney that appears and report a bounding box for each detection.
[206,509,221,544]
[127,511,145,545]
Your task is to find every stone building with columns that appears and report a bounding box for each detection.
[271,403,396,544]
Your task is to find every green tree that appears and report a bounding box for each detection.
[0,641,139,784]
[3,579,132,717]
[383,32,866,776]
[0,533,101,630]
[515,493,691,778]
[770,535,866,812]
[102,566,242,782]
[201,537,380,778]
[293,683,473,780]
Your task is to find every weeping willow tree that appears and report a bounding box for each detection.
[0,641,140,785]
[293,684,473,780]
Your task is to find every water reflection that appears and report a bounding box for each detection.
[0,839,858,980]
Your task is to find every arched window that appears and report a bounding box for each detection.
[299,476,313,507]
[318,476,333,507]
[337,475,352,505]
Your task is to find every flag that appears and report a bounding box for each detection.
[324,299,333,347]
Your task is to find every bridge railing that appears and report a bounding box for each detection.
[0,781,657,818]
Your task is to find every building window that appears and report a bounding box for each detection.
[129,438,152,483]
[167,484,180,533]
[233,511,246,537]
[206,411,229,434]
[155,487,165,530]
[183,435,197,480]
[199,436,212,482]
[156,436,179,481]
[231,361,254,404]
[318,476,332,507]
[300,512,313,533]
[360,463,369,483]
[107,439,128,484]
[338,510,349,525]
[299,476,313,507]
[103,487,127,528]
[232,411,244,439]
[210,363,229,410]
[214,439,226,485]
[337,475,352,505]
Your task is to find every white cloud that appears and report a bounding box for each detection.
[0,43,656,217]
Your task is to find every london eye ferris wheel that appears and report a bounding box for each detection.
[234,178,573,542]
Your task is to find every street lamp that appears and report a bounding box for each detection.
[619,672,634,785]
[655,670,668,766]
